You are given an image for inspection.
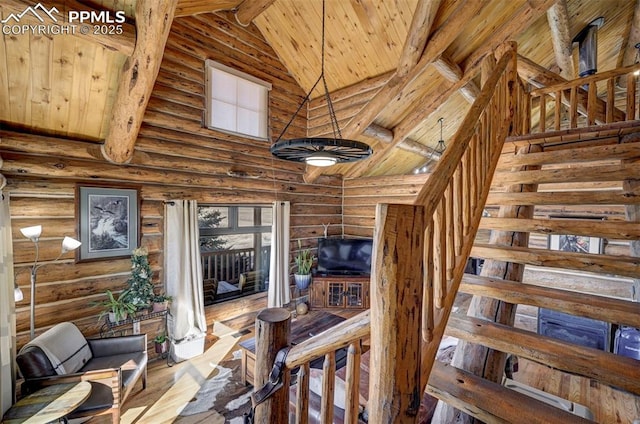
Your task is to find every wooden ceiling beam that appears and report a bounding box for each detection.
[174,0,241,17]
[0,0,135,55]
[361,123,439,159]
[234,0,275,26]
[396,0,442,77]
[101,0,178,164]
[621,0,640,67]
[304,0,487,183]
[432,54,480,103]
[343,0,556,180]
[546,0,575,79]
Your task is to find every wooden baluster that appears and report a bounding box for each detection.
[434,199,446,308]
[627,73,637,121]
[539,92,546,132]
[555,90,562,130]
[588,81,597,125]
[422,221,434,342]
[470,134,479,215]
[453,164,463,257]
[446,181,454,283]
[607,77,615,123]
[570,85,578,128]
[320,351,336,423]
[344,342,361,424]
[295,363,310,424]
[463,150,471,234]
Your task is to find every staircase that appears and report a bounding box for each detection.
[255,45,640,423]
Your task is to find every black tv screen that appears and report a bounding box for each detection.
[316,238,373,276]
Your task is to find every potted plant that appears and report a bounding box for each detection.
[150,292,173,313]
[154,333,169,354]
[95,289,137,323]
[124,247,155,310]
[293,240,315,290]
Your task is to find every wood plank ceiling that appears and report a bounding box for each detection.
[0,0,638,177]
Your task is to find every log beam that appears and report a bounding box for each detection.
[432,55,480,103]
[396,0,441,77]
[174,0,241,17]
[0,0,135,55]
[303,0,486,183]
[546,0,575,79]
[368,203,425,421]
[617,0,640,88]
[102,0,178,164]
[234,0,275,26]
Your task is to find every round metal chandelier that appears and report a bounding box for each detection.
[270,0,372,167]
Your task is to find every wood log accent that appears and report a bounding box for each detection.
[479,217,640,240]
[368,204,424,421]
[546,0,574,79]
[102,0,178,164]
[445,313,640,396]
[427,361,592,424]
[486,190,640,206]
[253,308,290,423]
[459,274,640,328]
[234,0,275,26]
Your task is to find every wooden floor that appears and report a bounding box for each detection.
[84,299,640,423]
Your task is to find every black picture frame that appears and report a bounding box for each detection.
[76,184,140,262]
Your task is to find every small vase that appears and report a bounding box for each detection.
[108,312,127,323]
[294,274,312,290]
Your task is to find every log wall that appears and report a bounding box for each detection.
[0,11,342,351]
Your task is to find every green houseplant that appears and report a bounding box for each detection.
[153,333,169,354]
[124,246,155,309]
[293,240,315,290]
[151,292,173,313]
[96,289,137,323]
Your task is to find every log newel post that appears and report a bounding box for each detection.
[368,203,425,422]
[254,307,291,423]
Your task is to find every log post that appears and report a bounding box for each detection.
[622,135,640,300]
[254,307,291,423]
[433,143,542,423]
[368,203,425,422]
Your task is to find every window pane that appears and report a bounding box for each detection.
[237,108,260,137]
[225,234,254,250]
[199,206,229,229]
[212,69,237,104]
[237,79,261,110]
[238,207,254,227]
[212,100,236,132]
[261,207,272,226]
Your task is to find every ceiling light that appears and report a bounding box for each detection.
[270,0,372,167]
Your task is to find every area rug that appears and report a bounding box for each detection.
[179,344,253,423]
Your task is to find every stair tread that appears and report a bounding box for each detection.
[445,313,640,396]
[460,273,640,328]
[428,360,593,424]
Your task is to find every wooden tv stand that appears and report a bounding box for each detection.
[309,275,370,310]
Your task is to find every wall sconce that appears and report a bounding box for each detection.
[20,225,81,340]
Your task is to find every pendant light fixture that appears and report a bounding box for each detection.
[270,0,372,167]
[414,117,446,174]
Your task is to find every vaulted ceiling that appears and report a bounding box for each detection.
[1,0,638,179]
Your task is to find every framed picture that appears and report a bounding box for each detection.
[76,185,140,262]
[548,234,603,254]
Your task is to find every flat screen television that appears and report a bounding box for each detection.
[316,237,373,276]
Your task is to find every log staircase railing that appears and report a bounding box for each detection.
[530,63,640,132]
[252,42,526,423]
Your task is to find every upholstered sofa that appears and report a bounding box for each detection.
[16,322,148,423]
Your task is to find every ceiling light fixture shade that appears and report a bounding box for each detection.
[270,0,372,167]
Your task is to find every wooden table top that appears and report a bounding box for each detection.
[239,310,346,353]
[2,381,91,424]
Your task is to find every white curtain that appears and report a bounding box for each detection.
[268,201,290,307]
[164,200,206,342]
[0,174,17,415]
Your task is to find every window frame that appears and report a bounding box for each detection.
[204,60,272,140]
